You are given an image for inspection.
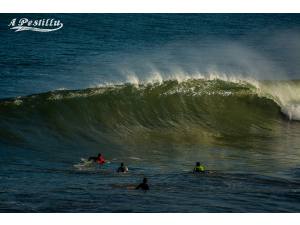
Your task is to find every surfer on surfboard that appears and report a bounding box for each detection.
[193,162,205,173]
[136,178,149,191]
[117,162,129,173]
[88,153,106,165]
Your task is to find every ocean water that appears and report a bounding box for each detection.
[0,14,300,212]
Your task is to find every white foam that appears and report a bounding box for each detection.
[254,81,300,121]
[280,104,300,121]
[13,99,23,106]
[126,74,140,87]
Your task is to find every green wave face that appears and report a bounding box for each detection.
[0,79,288,149]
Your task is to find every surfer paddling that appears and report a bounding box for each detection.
[136,178,149,191]
[117,163,129,173]
[88,153,106,165]
[193,162,205,173]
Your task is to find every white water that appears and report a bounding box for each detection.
[255,81,300,121]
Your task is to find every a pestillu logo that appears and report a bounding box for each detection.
[8,18,63,32]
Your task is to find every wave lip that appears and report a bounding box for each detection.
[254,80,300,121]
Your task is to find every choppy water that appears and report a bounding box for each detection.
[0,14,300,212]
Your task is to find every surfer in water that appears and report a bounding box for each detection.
[193,162,205,173]
[117,163,128,173]
[136,178,149,191]
[88,153,106,164]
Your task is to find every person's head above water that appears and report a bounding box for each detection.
[196,162,200,166]
[121,162,124,167]
[98,153,102,157]
[143,178,147,183]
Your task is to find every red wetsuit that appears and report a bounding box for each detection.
[97,156,105,164]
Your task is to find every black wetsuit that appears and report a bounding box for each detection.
[136,182,149,191]
[117,166,127,173]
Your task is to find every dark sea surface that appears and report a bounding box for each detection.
[0,14,300,212]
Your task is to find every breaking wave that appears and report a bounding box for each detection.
[0,78,299,148]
